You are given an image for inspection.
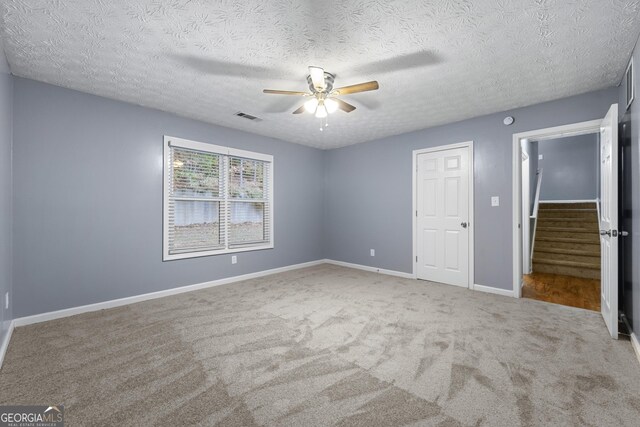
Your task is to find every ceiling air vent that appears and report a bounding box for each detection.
[235,112,262,122]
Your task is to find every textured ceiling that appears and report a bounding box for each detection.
[2,1,640,149]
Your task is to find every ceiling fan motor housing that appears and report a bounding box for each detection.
[307,72,335,93]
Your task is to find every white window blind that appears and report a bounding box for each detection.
[163,136,273,260]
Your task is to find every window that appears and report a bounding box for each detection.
[163,136,273,260]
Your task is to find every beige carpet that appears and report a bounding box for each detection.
[1,264,639,426]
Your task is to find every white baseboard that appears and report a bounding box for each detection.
[13,259,325,328]
[0,320,15,368]
[13,257,412,330]
[4,259,507,369]
[324,259,415,279]
[631,332,640,367]
[473,284,515,298]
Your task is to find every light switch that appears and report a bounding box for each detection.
[370,249,375,257]
[491,196,500,207]
[538,154,543,160]
[231,255,237,264]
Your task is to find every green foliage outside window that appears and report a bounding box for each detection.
[172,149,220,197]
[229,157,265,199]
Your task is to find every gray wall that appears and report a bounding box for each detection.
[12,77,325,318]
[6,77,622,316]
[537,134,599,201]
[325,88,618,291]
[0,49,12,344]
[618,34,640,337]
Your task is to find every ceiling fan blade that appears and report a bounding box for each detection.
[335,99,356,113]
[309,66,326,91]
[292,105,306,114]
[263,89,308,95]
[334,81,379,95]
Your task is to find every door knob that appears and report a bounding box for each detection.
[600,230,611,237]
[461,222,468,228]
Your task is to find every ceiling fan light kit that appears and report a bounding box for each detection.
[315,102,328,118]
[324,98,339,113]
[263,66,379,128]
[304,98,319,113]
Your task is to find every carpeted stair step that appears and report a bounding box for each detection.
[534,247,600,257]
[533,251,599,265]
[535,236,600,246]
[536,218,598,228]
[538,202,597,210]
[538,209,597,219]
[532,258,600,279]
[536,227,600,241]
[537,226,596,233]
[534,241,601,253]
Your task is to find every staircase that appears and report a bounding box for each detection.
[532,202,601,279]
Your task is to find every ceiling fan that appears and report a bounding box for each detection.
[263,66,379,119]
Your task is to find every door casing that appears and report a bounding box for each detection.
[412,141,475,288]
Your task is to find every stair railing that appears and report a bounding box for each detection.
[530,168,543,268]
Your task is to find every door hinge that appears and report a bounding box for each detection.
[416,256,418,262]
[415,210,418,217]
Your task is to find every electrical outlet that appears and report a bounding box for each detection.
[4,292,8,310]
[370,249,375,257]
[231,255,237,264]
[491,196,500,207]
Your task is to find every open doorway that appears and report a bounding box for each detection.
[512,104,620,339]
[520,133,601,311]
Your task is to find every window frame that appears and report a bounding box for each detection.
[163,135,274,261]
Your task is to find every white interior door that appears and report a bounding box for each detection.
[416,146,470,287]
[522,152,531,274]
[600,103,618,339]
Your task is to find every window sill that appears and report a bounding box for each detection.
[163,244,274,261]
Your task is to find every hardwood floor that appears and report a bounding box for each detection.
[522,272,600,311]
